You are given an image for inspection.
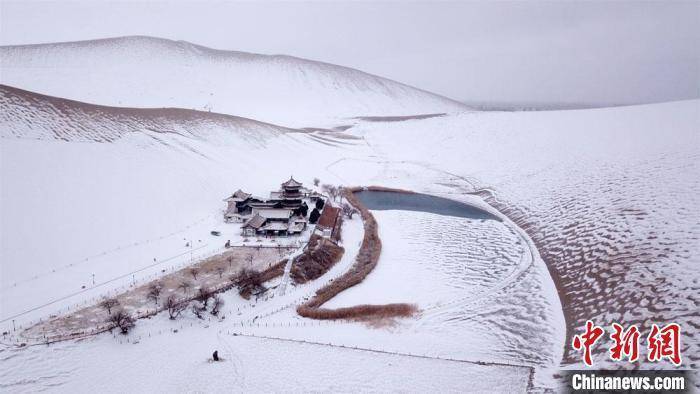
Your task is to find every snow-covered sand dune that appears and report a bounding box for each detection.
[0,78,562,390]
[1,84,295,144]
[346,100,700,369]
[0,84,361,326]
[1,36,697,390]
[0,84,538,390]
[0,36,468,127]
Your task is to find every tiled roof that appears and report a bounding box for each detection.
[288,223,305,233]
[226,189,251,201]
[242,214,266,229]
[262,222,289,231]
[255,208,293,219]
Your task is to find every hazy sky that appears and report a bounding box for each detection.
[1,0,698,105]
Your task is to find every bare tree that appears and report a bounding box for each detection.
[211,295,224,316]
[189,267,199,280]
[313,177,320,187]
[341,202,359,219]
[100,298,120,315]
[147,283,162,305]
[106,310,135,334]
[337,185,345,200]
[321,184,338,201]
[196,287,212,308]
[227,256,233,269]
[178,280,193,294]
[165,296,188,320]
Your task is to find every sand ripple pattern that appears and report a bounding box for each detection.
[376,211,560,367]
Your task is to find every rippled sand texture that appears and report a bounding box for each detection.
[494,154,700,368]
[356,101,700,369]
[331,209,563,370]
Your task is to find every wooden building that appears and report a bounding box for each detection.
[242,208,298,237]
[224,189,253,222]
[315,205,341,239]
[228,176,321,237]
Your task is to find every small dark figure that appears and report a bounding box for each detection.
[225,240,231,248]
[213,350,219,361]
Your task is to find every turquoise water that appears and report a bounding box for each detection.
[354,190,498,221]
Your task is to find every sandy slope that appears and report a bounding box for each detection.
[0,84,295,143]
[0,36,467,127]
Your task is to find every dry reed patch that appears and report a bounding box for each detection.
[291,235,345,284]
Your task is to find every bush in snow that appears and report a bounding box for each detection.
[315,199,325,210]
[233,268,267,299]
[309,208,321,224]
[107,309,135,334]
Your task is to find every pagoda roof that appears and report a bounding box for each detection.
[281,176,303,188]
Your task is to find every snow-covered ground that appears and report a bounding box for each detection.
[1,209,532,393]
[1,323,531,393]
[342,100,700,370]
[1,37,698,391]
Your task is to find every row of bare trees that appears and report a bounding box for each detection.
[156,282,226,321]
[321,184,342,202]
[319,181,358,219]
[98,261,233,334]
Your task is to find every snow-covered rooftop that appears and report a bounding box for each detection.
[254,208,293,220]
